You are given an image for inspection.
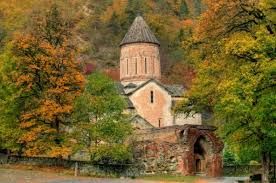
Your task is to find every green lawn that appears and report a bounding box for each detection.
[139,174,201,182]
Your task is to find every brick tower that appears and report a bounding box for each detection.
[120,16,161,85]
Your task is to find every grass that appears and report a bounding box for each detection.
[139,174,202,182]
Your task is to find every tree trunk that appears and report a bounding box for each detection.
[261,151,271,183]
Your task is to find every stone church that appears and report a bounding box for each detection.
[118,16,223,177]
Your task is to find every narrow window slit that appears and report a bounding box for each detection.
[150,91,154,103]
[135,58,138,74]
[126,59,128,75]
[158,119,161,128]
[145,57,147,74]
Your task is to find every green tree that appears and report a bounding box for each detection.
[223,150,237,166]
[125,0,145,24]
[108,12,121,34]
[0,10,6,49]
[0,44,22,153]
[193,0,202,16]
[177,0,275,182]
[72,72,132,163]
[179,0,189,19]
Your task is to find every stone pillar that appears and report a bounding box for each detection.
[210,153,223,177]
[180,149,194,175]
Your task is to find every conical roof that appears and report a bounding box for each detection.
[120,16,160,46]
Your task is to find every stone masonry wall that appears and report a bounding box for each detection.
[0,155,140,177]
[134,141,185,174]
[130,82,172,127]
[134,125,224,177]
[120,43,161,83]
[129,81,202,127]
[174,113,202,126]
[0,125,223,178]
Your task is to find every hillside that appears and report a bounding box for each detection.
[0,0,204,87]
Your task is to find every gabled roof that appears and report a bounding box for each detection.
[164,84,185,97]
[125,83,137,89]
[127,79,185,97]
[124,97,135,109]
[131,114,155,129]
[115,82,125,95]
[115,82,134,109]
[120,16,160,46]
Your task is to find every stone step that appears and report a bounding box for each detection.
[196,172,207,176]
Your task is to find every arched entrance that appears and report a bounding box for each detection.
[194,136,210,174]
[178,125,224,176]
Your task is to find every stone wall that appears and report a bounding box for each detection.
[223,165,262,176]
[0,155,139,177]
[129,81,202,127]
[134,140,185,175]
[120,43,161,83]
[134,125,224,177]
[130,81,172,127]
[174,113,202,126]
[0,125,223,178]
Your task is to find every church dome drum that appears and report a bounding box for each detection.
[120,16,161,84]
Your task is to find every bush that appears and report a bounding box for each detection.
[90,144,132,164]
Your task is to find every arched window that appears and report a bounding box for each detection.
[150,90,154,103]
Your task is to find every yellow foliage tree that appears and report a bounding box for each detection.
[11,4,84,157]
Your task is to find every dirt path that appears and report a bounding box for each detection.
[0,168,248,183]
[0,168,172,183]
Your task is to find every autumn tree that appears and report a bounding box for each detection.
[162,62,195,88]
[0,10,7,49]
[71,72,132,163]
[11,4,84,157]
[177,0,275,182]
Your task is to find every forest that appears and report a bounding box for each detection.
[0,0,204,87]
[0,0,275,182]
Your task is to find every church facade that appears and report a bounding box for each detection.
[119,16,201,128]
[118,16,223,177]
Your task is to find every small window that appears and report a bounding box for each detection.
[158,119,162,128]
[150,91,154,103]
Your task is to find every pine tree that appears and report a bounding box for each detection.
[179,0,189,19]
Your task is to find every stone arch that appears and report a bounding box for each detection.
[190,131,216,154]
[178,126,223,176]
[178,126,220,154]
